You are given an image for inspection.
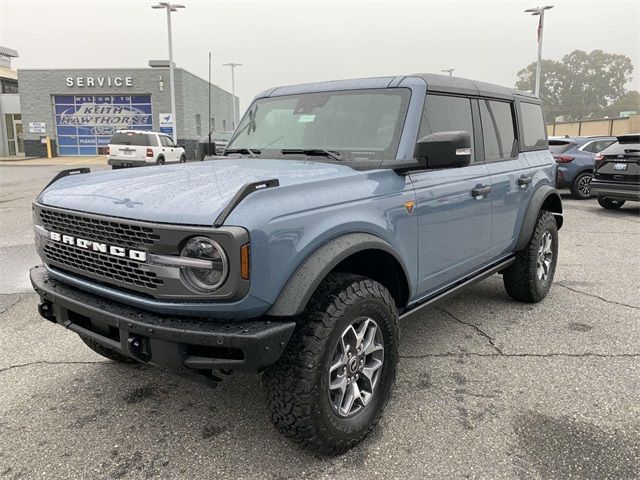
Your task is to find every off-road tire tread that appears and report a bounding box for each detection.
[80,337,137,364]
[503,210,557,303]
[262,273,398,455]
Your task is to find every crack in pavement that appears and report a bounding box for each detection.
[400,352,640,359]
[0,293,30,315]
[436,306,503,354]
[556,282,640,310]
[0,360,109,375]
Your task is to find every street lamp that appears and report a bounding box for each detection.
[152,2,185,143]
[441,68,455,77]
[525,5,554,97]
[223,63,242,128]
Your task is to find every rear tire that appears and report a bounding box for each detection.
[503,210,558,303]
[156,156,165,166]
[597,197,625,209]
[80,337,137,364]
[263,273,398,455]
[570,172,592,199]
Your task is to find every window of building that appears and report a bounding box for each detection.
[480,100,516,161]
[1,79,19,94]
[196,114,202,136]
[519,102,547,149]
[210,117,215,132]
[418,94,474,162]
[222,119,227,131]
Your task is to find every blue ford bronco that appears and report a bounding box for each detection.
[31,74,562,454]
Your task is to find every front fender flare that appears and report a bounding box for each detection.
[515,185,563,251]
[267,233,409,317]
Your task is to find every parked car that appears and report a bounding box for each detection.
[107,130,186,169]
[549,135,616,199]
[591,133,640,209]
[198,131,233,160]
[31,74,562,454]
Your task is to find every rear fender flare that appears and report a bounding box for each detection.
[515,186,563,251]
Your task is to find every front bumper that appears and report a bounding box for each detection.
[31,266,295,374]
[591,180,640,202]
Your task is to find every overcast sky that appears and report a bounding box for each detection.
[1,0,638,112]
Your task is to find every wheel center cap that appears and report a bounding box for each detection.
[349,357,359,373]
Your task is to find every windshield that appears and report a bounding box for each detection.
[226,88,411,161]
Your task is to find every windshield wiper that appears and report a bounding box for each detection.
[224,148,261,157]
[281,148,342,161]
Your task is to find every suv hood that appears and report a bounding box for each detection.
[38,159,362,225]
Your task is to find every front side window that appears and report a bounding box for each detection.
[419,94,474,162]
[227,88,411,161]
[480,100,516,161]
[519,102,547,149]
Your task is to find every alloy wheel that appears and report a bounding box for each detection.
[537,231,553,283]
[328,317,384,418]
[577,174,592,197]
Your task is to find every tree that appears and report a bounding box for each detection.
[515,50,634,122]
[601,90,640,117]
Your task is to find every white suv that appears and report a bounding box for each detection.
[107,130,187,169]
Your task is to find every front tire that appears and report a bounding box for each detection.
[263,273,398,455]
[570,172,592,199]
[503,210,558,303]
[597,197,625,209]
[179,154,187,163]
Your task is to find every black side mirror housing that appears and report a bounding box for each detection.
[414,131,472,169]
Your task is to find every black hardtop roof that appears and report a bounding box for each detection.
[412,73,538,101]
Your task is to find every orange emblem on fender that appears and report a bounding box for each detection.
[404,200,415,215]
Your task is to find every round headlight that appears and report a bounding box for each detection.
[180,236,228,293]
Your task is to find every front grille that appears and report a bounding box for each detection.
[44,242,164,290]
[39,208,161,249]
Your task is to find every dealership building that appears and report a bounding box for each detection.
[18,64,238,158]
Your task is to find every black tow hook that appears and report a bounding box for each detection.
[38,302,56,323]
[128,335,151,362]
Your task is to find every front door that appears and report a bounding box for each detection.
[410,94,492,298]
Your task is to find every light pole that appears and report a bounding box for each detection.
[152,2,185,143]
[525,5,553,97]
[441,68,455,77]
[223,62,241,128]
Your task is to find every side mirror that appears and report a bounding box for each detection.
[414,131,472,169]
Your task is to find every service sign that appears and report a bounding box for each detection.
[29,122,46,133]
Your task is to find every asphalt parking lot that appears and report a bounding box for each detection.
[1,161,638,479]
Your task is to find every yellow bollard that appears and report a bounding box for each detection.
[45,136,52,159]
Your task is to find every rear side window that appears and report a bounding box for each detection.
[591,139,616,153]
[480,100,516,161]
[520,102,547,149]
[109,132,148,146]
[419,94,474,162]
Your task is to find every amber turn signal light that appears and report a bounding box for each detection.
[240,244,250,280]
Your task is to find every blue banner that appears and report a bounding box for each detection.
[54,95,152,155]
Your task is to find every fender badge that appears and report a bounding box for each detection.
[404,200,415,215]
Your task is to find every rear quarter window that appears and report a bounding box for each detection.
[519,102,547,150]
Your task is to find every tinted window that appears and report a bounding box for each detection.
[520,102,547,149]
[480,100,516,161]
[109,132,148,146]
[549,140,574,154]
[419,95,474,162]
[592,139,616,153]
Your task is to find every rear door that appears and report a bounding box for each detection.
[409,94,492,296]
[479,98,533,260]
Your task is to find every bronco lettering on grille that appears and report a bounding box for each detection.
[49,231,147,262]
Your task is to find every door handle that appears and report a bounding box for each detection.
[518,176,532,186]
[471,185,491,198]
